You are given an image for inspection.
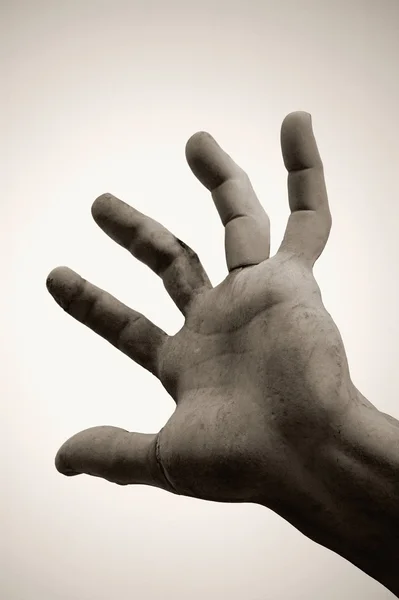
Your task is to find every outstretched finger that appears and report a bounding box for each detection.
[185,132,270,271]
[91,194,212,315]
[46,266,167,378]
[55,425,177,492]
[278,111,332,266]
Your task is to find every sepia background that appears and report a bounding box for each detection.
[2,1,399,598]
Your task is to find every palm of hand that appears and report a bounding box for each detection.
[47,112,350,513]
[158,253,351,506]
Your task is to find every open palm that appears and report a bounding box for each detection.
[47,112,357,526]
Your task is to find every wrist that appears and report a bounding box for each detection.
[285,390,399,595]
[327,395,398,592]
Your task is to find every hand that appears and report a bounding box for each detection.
[46,112,362,531]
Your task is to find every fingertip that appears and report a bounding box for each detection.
[185,132,240,192]
[46,266,82,307]
[185,131,215,158]
[280,111,322,172]
[91,193,115,222]
[281,111,312,131]
[46,266,74,291]
[55,447,79,477]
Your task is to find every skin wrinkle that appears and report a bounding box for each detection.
[133,229,172,275]
[212,173,247,194]
[226,212,249,223]
[184,348,247,385]
[152,238,211,315]
[80,291,99,328]
[155,429,180,495]
[212,177,266,223]
[289,165,323,174]
[185,263,295,337]
[115,315,137,350]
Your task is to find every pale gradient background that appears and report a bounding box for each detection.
[2,1,399,598]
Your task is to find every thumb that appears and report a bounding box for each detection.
[55,426,176,492]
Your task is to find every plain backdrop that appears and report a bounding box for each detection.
[2,1,399,599]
